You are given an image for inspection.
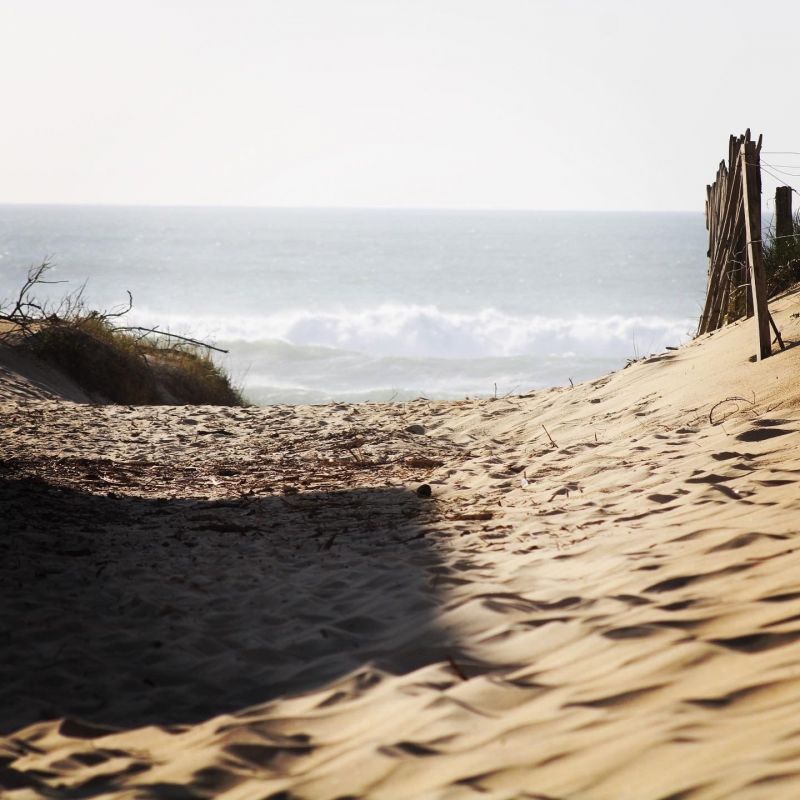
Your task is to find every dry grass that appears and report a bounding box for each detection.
[24,316,243,406]
[1,263,244,406]
[765,210,800,298]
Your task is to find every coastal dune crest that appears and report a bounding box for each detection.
[1,289,800,799]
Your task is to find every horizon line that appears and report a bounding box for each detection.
[0,201,704,214]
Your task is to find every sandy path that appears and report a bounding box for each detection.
[1,291,799,799]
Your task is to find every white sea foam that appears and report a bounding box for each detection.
[131,304,693,360]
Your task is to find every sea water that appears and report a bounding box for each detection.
[0,206,707,404]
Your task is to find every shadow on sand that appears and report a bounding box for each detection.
[0,473,464,738]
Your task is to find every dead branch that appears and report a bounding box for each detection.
[0,261,66,334]
[102,291,134,319]
[1,263,227,358]
[115,327,229,353]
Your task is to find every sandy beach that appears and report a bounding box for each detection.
[1,288,799,799]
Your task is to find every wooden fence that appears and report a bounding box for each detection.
[697,129,773,359]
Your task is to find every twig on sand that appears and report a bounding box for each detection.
[709,393,756,426]
[768,313,786,350]
[447,654,468,681]
[322,532,338,550]
[542,424,557,448]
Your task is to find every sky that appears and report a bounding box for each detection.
[1,0,799,211]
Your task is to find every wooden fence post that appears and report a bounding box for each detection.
[775,186,793,239]
[740,140,771,360]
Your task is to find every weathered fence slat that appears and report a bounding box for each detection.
[776,186,793,239]
[740,140,771,360]
[698,131,772,361]
[698,143,743,334]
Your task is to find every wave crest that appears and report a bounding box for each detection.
[131,304,693,359]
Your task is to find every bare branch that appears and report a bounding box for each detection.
[114,326,229,353]
[1,264,227,359]
[102,290,134,319]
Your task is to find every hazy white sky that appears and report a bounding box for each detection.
[2,0,798,210]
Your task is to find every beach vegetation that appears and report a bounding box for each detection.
[0,262,244,405]
[764,209,800,298]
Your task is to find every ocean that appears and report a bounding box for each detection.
[0,206,707,405]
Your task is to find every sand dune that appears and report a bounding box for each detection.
[1,290,799,799]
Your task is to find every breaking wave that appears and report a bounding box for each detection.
[131,304,693,360]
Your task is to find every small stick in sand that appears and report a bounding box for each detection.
[447,654,468,681]
[709,394,756,426]
[768,313,786,350]
[322,532,338,550]
[542,424,557,448]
